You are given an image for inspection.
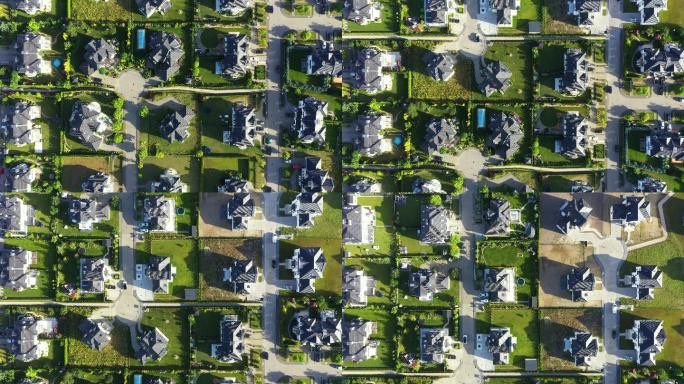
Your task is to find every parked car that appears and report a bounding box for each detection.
[604,85,612,93]
[462,335,468,344]
[272,259,277,269]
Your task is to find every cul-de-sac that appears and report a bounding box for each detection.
[0,0,682,382]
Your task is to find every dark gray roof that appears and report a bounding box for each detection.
[10,0,50,14]
[137,327,169,364]
[568,332,598,366]
[420,204,450,244]
[420,328,449,363]
[0,194,33,235]
[308,42,343,77]
[638,44,683,76]
[217,0,249,14]
[300,157,334,193]
[136,0,172,17]
[1,314,56,362]
[213,315,244,362]
[152,169,185,193]
[561,113,588,159]
[82,38,119,75]
[79,319,113,351]
[342,204,375,244]
[569,0,601,25]
[636,177,667,193]
[69,101,113,150]
[557,197,591,234]
[628,265,662,300]
[82,172,111,193]
[221,34,250,79]
[485,199,511,236]
[143,195,175,232]
[408,268,449,300]
[424,118,458,153]
[645,122,684,161]
[489,0,516,25]
[483,267,515,302]
[342,267,376,306]
[486,111,523,159]
[0,247,37,292]
[224,260,258,294]
[425,0,448,24]
[80,257,108,293]
[487,328,516,365]
[344,0,380,24]
[290,192,324,228]
[295,97,328,144]
[6,163,35,193]
[634,320,666,365]
[160,106,193,143]
[479,60,512,96]
[611,196,650,224]
[146,256,175,293]
[291,311,342,347]
[354,113,389,157]
[425,53,455,81]
[343,318,377,362]
[289,247,325,293]
[565,267,595,301]
[68,197,110,230]
[13,33,50,77]
[0,101,41,146]
[218,174,251,193]
[635,0,668,25]
[352,48,388,94]
[227,193,255,230]
[346,178,381,194]
[147,32,184,81]
[559,49,589,95]
[229,104,256,148]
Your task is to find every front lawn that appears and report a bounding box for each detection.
[198,94,263,154]
[345,0,398,33]
[143,94,200,155]
[61,155,122,193]
[538,135,586,166]
[136,308,189,367]
[619,308,684,369]
[399,258,459,307]
[344,258,393,305]
[498,0,541,34]
[139,155,201,193]
[488,308,540,371]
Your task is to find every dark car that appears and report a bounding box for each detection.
[604,85,612,93]
[261,351,269,359]
[271,259,277,268]
[462,335,468,344]
[612,329,617,339]
[266,5,273,12]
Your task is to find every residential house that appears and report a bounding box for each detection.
[557,197,592,234]
[628,319,666,366]
[636,177,667,193]
[147,32,184,81]
[136,0,173,18]
[290,192,324,228]
[68,197,110,231]
[216,0,249,14]
[630,0,668,24]
[0,247,38,292]
[425,0,453,27]
[409,268,450,301]
[645,120,684,162]
[424,118,459,154]
[14,33,52,78]
[344,0,382,25]
[420,205,451,244]
[79,319,113,351]
[478,60,512,96]
[487,327,517,365]
[82,38,119,75]
[285,247,326,293]
[567,0,601,26]
[610,195,651,227]
[211,315,245,363]
[68,101,113,150]
[0,101,42,147]
[556,49,590,96]
[229,104,257,149]
[0,194,34,236]
[219,34,251,79]
[137,327,169,364]
[82,172,113,193]
[413,178,445,194]
[143,195,176,232]
[425,53,455,81]
[290,310,342,347]
[486,111,523,159]
[223,260,258,294]
[160,106,194,143]
[353,113,392,157]
[420,328,452,363]
[80,257,111,294]
[6,163,37,192]
[342,201,376,245]
[144,256,176,294]
[351,48,397,94]
[565,267,595,302]
[571,180,594,193]
[10,0,50,14]
[306,42,343,77]
[485,199,512,236]
[342,267,376,307]
[624,265,663,300]
[637,43,683,77]
[563,332,598,367]
[151,168,187,193]
[226,193,255,230]
[300,157,334,193]
[483,267,516,302]
[343,319,378,362]
[294,97,328,144]
[0,314,57,362]
[346,178,381,194]
[560,112,589,159]
[481,0,518,27]
[218,175,251,193]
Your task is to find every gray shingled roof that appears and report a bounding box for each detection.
[82,38,119,75]
[342,267,376,306]
[0,247,37,292]
[557,197,591,234]
[424,118,459,153]
[408,268,450,301]
[68,197,110,230]
[307,42,343,77]
[611,195,650,225]
[565,267,595,301]
[479,60,512,97]
[68,101,113,150]
[80,257,108,293]
[221,34,250,79]
[13,33,51,78]
[354,113,389,157]
[6,163,35,193]
[352,48,388,94]
[559,49,590,95]
[82,172,112,193]
[561,113,589,159]
[146,256,175,294]
[212,315,244,362]
[79,319,113,351]
[137,327,169,364]
[217,0,249,14]
[147,32,184,81]
[288,247,325,293]
[486,111,523,159]
[227,192,255,230]
[224,260,258,294]
[160,106,193,143]
[290,311,342,347]
[485,199,511,236]
[0,101,41,147]
[425,53,455,81]
[143,195,176,232]
[136,0,172,17]
[343,318,378,362]
[294,97,328,144]
[229,104,256,148]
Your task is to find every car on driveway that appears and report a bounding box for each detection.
[462,335,468,344]
[272,259,277,269]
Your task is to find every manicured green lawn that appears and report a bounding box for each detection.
[192,308,249,368]
[344,195,395,256]
[1,238,55,299]
[498,0,541,34]
[144,94,200,155]
[395,194,424,228]
[58,197,120,238]
[539,108,559,127]
[201,156,254,192]
[345,0,398,33]
[139,155,201,192]
[288,47,313,84]
[198,94,262,154]
[344,258,393,305]
[540,173,600,192]
[290,193,342,240]
[197,372,247,384]
[399,169,459,194]
[196,0,253,20]
[137,308,189,367]
[620,308,684,368]
[399,259,458,307]
[660,7,684,26]
[343,307,397,369]
[538,135,584,166]
[478,240,537,302]
[131,0,192,21]
[626,129,651,165]
[479,42,532,100]
[140,239,199,300]
[279,237,342,298]
[489,308,539,371]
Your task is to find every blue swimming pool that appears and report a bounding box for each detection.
[477,108,486,129]
[393,136,403,145]
[52,58,62,68]
[137,29,146,50]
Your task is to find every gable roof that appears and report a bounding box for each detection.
[425,53,455,81]
[212,315,244,362]
[424,118,459,153]
[565,267,595,301]
[420,328,451,363]
[633,319,666,365]
[485,199,511,236]
[342,204,375,244]
[343,318,378,362]
[288,247,325,293]
[137,327,169,364]
[0,247,37,292]
[425,0,449,25]
[0,194,33,235]
[14,33,52,78]
[147,32,184,81]
[342,267,376,306]
[227,193,255,230]
[479,60,512,96]
[420,205,450,244]
[294,97,328,144]
[559,49,590,95]
[159,106,193,143]
[80,257,109,293]
[6,163,36,193]
[0,102,42,147]
[223,260,258,294]
[143,195,176,232]
[68,197,110,231]
[291,310,342,347]
[486,111,523,159]
[82,172,112,193]
[483,267,516,302]
[79,319,113,351]
[82,38,119,75]
[146,256,176,293]
[136,0,172,17]
[408,268,450,301]
[487,327,516,365]
[221,34,250,79]
[354,113,391,157]
[69,101,113,150]
[611,195,650,225]
[307,42,343,77]
[557,197,592,234]
[561,112,589,159]
[229,104,257,148]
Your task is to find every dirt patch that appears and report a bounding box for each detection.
[62,156,121,192]
[539,244,602,308]
[543,0,588,35]
[624,193,666,245]
[540,308,602,371]
[539,193,611,244]
[198,193,263,237]
[199,238,262,301]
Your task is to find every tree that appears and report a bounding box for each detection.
[27,19,40,32]
[479,185,489,195]
[139,105,149,118]
[113,97,124,110]
[282,151,292,161]
[113,132,124,143]
[532,137,540,158]
[9,71,20,88]
[192,56,200,78]
[428,194,442,205]
[453,174,464,194]
[350,151,361,168]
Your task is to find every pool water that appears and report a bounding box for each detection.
[51,58,62,68]
[393,136,403,145]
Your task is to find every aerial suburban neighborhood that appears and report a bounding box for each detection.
[0,0,682,382]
